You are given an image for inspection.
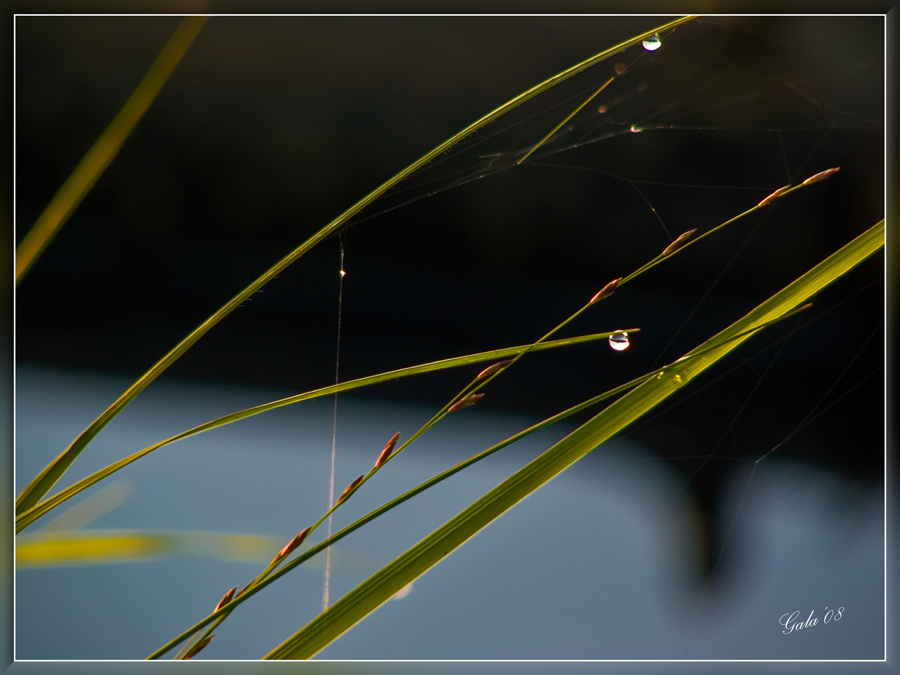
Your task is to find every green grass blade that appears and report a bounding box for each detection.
[149,314,801,660]
[150,315,807,660]
[15,16,695,517]
[263,220,884,660]
[15,331,623,534]
[15,17,207,283]
[149,369,657,659]
[16,529,282,568]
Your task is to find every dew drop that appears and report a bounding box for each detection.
[391,581,414,601]
[608,332,630,351]
[615,62,626,75]
[597,104,608,114]
[630,124,643,133]
[642,34,662,51]
[339,269,346,277]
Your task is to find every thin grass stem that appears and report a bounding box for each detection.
[516,75,616,165]
[15,16,696,517]
[15,333,619,533]
[15,17,207,283]
[147,298,820,660]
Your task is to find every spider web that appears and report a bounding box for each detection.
[313,15,884,659]
[13,14,885,660]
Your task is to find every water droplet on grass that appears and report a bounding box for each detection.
[642,34,662,51]
[609,332,630,351]
[630,124,643,133]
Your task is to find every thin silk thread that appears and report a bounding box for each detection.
[323,233,346,611]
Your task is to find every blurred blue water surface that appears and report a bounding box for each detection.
[14,365,884,660]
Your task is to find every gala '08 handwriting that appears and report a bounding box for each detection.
[780,607,844,634]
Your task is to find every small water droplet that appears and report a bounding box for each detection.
[339,269,346,277]
[615,62,627,75]
[391,581,414,601]
[609,332,630,351]
[630,125,643,133]
[674,374,682,383]
[642,34,662,51]
[656,370,665,379]
[597,104,608,114]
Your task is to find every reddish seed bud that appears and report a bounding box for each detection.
[660,229,697,257]
[802,167,840,185]
[184,635,214,659]
[374,432,401,468]
[477,359,513,380]
[448,392,484,413]
[271,526,313,565]
[336,475,365,505]
[589,277,621,305]
[235,580,254,598]
[214,586,237,611]
[757,184,791,207]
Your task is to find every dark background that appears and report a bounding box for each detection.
[15,16,885,579]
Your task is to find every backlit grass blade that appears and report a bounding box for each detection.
[263,220,883,660]
[15,17,207,283]
[148,311,808,660]
[15,16,695,517]
[15,331,623,533]
[16,530,282,568]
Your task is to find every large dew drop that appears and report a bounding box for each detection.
[642,34,662,51]
[609,332,630,351]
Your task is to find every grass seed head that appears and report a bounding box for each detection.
[448,392,484,413]
[660,229,697,256]
[802,167,840,185]
[271,526,313,565]
[214,586,237,611]
[476,359,513,379]
[336,476,365,505]
[184,635,214,659]
[374,432,401,468]
[589,277,621,304]
[757,184,792,207]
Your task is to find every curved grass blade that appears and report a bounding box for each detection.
[15,16,696,517]
[36,479,133,533]
[149,365,661,659]
[148,301,815,659]
[16,331,622,533]
[15,17,207,283]
[263,220,884,659]
[16,529,282,568]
